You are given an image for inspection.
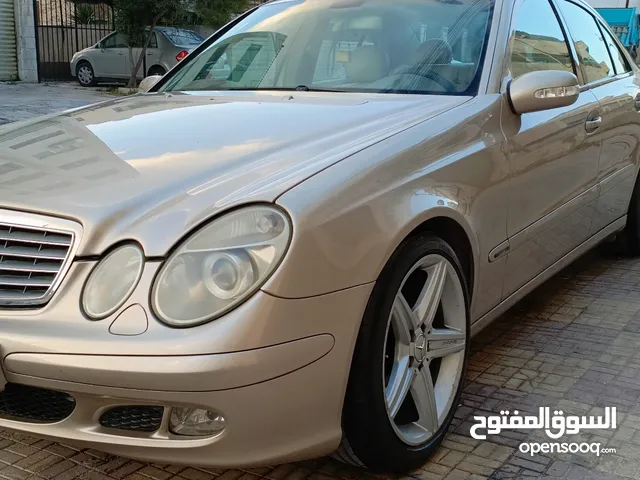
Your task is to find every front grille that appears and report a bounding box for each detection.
[0,222,74,306]
[0,383,76,423]
[100,406,164,432]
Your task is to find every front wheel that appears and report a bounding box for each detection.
[337,234,470,473]
[621,175,640,256]
[76,61,96,87]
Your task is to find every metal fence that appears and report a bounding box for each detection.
[34,0,269,82]
[35,0,114,81]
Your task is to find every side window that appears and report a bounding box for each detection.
[507,0,574,79]
[103,33,127,49]
[150,32,158,49]
[557,1,615,83]
[601,26,631,75]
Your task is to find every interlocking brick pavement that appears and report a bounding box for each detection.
[1,246,640,480]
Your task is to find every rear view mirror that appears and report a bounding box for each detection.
[507,70,580,115]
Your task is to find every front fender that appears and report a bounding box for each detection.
[264,96,507,307]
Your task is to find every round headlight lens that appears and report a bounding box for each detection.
[82,245,145,319]
[152,206,291,327]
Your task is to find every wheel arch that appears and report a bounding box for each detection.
[147,64,167,75]
[401,215,475,298]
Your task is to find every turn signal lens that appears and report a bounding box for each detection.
[534,85,579,99]
[170,407,225,436]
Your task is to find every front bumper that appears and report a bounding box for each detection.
[0,261,373,467]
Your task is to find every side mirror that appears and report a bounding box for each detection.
[507,70,580,115]
[98,42,105,51]
[139,75,163,93]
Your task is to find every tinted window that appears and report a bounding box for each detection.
[558,1,615,83]
[103,33,127,49]
[150,32,158,49]
[508,0,573,79]
[160,0,495,96]
[602,26,630,74]
[162,29,204,46]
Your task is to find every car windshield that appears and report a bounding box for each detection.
[159,0,495,95]
[161,28,205,46]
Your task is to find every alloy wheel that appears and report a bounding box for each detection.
[78,65,93,85]
[383,254,466,446]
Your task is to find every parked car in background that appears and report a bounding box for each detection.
[2,0,640,474]
[70,27,205,86]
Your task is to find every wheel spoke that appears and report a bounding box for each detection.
[412,365,439,434]
[414,260,447,329]
[385,356,414,419]
[392,293,419,345]
[427,328,465,359]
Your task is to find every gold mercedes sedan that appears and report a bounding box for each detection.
[0,0,638,473]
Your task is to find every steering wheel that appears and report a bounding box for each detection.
[398,66,457,92]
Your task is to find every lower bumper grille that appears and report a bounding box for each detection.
[100,406,164,432]
[0,383,75,423]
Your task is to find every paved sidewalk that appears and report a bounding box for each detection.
[0,83,112,125]
[0,247,638,479]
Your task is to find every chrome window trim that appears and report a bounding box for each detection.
[579,71,634,93]
[0,209,83,308]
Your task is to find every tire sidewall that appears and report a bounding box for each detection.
[76,62,95,87]
[148,67,166,77]
[342,234,471,473]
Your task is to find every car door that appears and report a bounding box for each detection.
[501,0,601,299]
[94,33,128,78]
[556,0,640,234]
[143,32,163,77]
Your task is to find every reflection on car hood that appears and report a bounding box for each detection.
[0,91,468,256]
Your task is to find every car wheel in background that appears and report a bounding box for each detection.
[336,234,470,473]
[76,61,97,87]
[148,66,167,77]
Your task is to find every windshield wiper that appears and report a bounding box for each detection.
[215,86,347,93]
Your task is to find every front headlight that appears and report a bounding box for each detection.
[152,205,291,327]
[82,245,145,320]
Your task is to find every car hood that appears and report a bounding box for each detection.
[0,91,468,256]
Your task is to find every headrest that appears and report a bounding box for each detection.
[414,39,453,66]
[345,45,389,83]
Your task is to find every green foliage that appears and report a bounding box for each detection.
[194,0,253,30]
[73,4,97,25]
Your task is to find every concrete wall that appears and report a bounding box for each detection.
[14,0,38,82]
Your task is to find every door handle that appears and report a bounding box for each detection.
[585,116,602,133]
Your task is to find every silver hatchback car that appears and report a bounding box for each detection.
[1,0,640,474]
[71,27,204,86]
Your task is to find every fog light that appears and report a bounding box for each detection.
[169,407,225,436]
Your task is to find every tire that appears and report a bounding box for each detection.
[621,175,640,256]
[337,233,470,473]
[76,61,97,87]
[148,66,166,77]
